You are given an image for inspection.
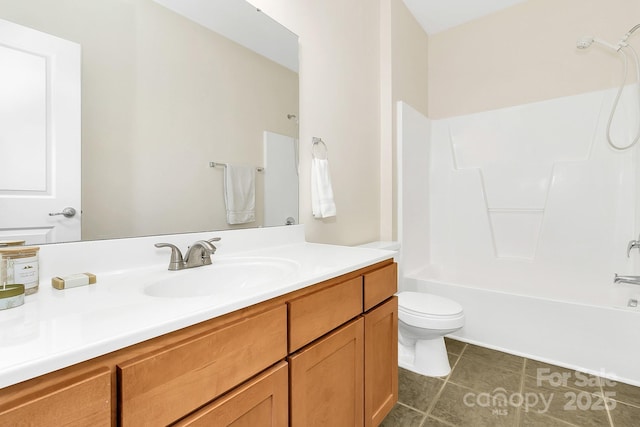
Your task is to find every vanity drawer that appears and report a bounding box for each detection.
[118,305,287,427]
[363,263,397,311]
[0,367,111,427]
[288,276,363,353]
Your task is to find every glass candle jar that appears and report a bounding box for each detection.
[0,259,25,310]
[0,246,40,295]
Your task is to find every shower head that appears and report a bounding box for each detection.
[576,36,594,49]
[576,35,621,52]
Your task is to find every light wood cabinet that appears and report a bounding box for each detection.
[174,361,289,427]
[288,261,398,427]
[0,367,111,427]
[364,297,398,427]
[289,318,364,427]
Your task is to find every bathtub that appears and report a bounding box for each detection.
[404,271,640,387]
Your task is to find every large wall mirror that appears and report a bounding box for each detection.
[0,0,299,244]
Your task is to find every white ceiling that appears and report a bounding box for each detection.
[403,0,527,35]
[153,0,298,72]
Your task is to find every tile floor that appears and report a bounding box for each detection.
[381,338,640,427]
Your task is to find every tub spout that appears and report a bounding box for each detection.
[614,274,640,285]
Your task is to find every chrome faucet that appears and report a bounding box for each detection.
[628,234,640,257]
[614,274,640,285]
[155,237,221,271]
[184,240,217,268]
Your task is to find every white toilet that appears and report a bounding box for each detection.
[355,241,465,378]
[397,291,464,377]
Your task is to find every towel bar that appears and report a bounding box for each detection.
[209,162,264,172]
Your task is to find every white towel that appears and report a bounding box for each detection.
[311,157,336,218]
[224,164,256,224]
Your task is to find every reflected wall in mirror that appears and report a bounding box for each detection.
[0,0,299,244]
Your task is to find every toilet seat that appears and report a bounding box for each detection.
[397,291,464,329]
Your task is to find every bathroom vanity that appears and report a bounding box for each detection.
[0,226,398,426]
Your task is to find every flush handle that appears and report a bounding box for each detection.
[48,207,77,218]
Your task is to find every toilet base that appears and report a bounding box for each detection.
[398,336,452,377]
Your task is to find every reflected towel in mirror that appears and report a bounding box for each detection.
[224,164,256,224]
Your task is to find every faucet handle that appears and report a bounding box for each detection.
[207,237,221,254]
[155,243,184,270]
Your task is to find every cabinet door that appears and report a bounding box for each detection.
[174,362,288,427]
[0,368,111,427]
[289,318,364,427]
[364,297,398,427]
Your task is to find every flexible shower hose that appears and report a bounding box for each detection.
[607,44,640,150]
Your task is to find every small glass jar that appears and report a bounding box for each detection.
[0,258,25,310]
[0,284,25,310]
[0,246,40,295]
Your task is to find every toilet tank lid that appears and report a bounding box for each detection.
[398,291,463,316]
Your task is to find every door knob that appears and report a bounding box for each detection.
[49,207,77,218]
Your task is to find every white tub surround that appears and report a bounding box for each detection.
[0,225,395,388]
[397,86,640,385]
[399,87,639,287]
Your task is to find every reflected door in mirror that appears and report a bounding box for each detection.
[0,19,81,244]
[263,132,298,227]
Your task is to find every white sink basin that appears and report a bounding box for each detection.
[143,257,300,298]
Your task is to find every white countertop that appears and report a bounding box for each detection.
[0,226,394,388]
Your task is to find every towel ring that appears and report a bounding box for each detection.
[312,137,328,159]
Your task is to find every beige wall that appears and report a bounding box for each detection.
[389,0,429,240]
[377,0,430,241]
[391,1,429,118]
[429,0,640,118]
[0,0,298,240]
[252,0,428,245]
[251,0,382,245]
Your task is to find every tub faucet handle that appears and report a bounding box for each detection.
[628,235,640,257]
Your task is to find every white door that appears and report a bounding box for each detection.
[0,19,81,244]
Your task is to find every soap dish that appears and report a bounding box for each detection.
[0,284,25,310]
